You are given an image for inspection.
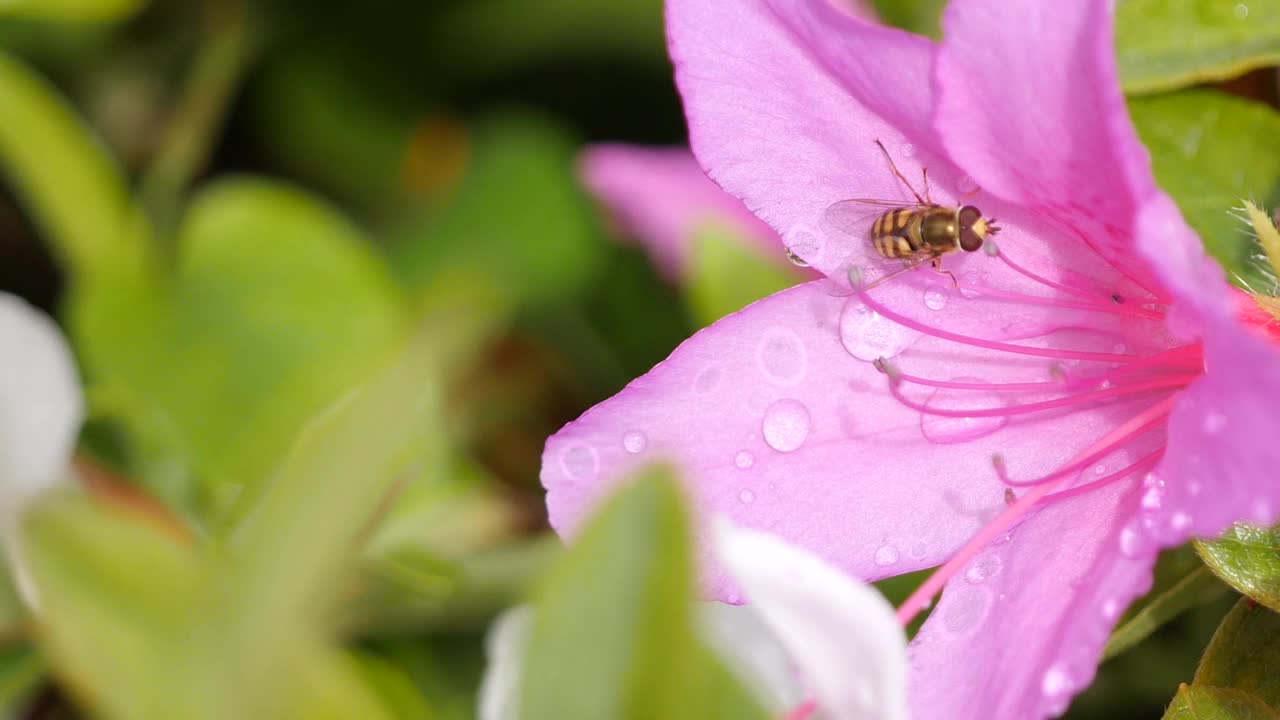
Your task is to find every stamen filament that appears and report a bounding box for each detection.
[894,395,1179,626]
[997,404,1171,487]
[994,250,1105,301]
[1039,449,1163,504]
[958,283,1164,320]
[886,374,1187,420]
[858,294,1146,364]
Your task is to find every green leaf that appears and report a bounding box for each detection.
[1196,524,1280,613]
[869,0,945,39]
[1163,685,1280,720]
[520,469,766,720]
[1129,90,1280,288]
[1104,556,1232,660]
[75,178,407,511]
[22,492,203,719]
[1196,598,1280,710]
[0,0,146,22]
[0,51,150,279]
[1116,0,1280,94]
[390,113,603,313]
[0,645,45,714]
[684,226,799,327]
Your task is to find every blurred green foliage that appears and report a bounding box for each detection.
[0,0,1275,718]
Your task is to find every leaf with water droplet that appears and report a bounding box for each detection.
[1161,684,1280,720]
[520,466,767,720]
[1196,524,1280,613]
[1194,598,1280,711]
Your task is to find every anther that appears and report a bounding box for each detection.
[873,356,902,384]
[1004,488,1017,506]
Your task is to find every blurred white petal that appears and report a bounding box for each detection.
[477,605,533,720]
[697,601,803,712]
[0,293,81,511]
[713,517,908,720]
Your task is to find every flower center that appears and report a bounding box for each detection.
[844,241,1207,626]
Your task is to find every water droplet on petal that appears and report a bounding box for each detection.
[924,287,947,311]
[939,584,992,635]
[839,300,917,361]
[900,142,916,158]
[1170,512,1193,533]
[739,489,756,504]
[1118,525,1147,558]
[909,542,928,559]
[1140,486,1162,511]
[1100,597,1122,621]
[874,544,900,567]
[956,174,980,195]
[762,399,811,453]
[756,328,807,386]
[727,592,741,604]
[964,553,1002,584]
[1202,411,1227,435]
[622,430,647,454]
[1041,663,1074,700]
[734,450,755,469]
[784,226,824,268]
[694,366,722,393]
[784,246,810,267]
[561,445,599,481]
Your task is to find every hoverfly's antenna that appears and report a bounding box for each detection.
[873,139,927,205]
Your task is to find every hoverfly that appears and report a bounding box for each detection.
[824,140,1001,292]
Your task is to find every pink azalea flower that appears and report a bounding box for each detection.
[579,144,788,280]
[543,0,1280,717]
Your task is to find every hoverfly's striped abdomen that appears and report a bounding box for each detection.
[869,204,957,259]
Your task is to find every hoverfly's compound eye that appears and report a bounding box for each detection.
[958,205,982,229]
[959,227,984,252]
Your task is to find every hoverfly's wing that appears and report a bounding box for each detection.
[850,252,938,293]
[822,199,938,237]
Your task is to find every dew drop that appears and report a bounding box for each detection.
[939,584,992,635]
[622,430,647,454]
[1202,411,1227,435]
[874,544,900,567]
[1140,486,1162,511]
[756,328,808,386]
[785,246,810,268]
[1100,597,1122,621]
[695,366,723,394]
[900,142,916,158]
[964,553,1002,584]
[761,399,811,453]
[739,489,756,504]
[909,542,928,559]
[1170,512,1193,533]
[1234,2,1249,19]
[1118,525,1146,558]
[924,287,947,311]
[839,300,918,361]
[734,450,755,470]
[1041,663,1073,699]
[784,226,824,267]
[561,445,599,481]
[956,174,980,195]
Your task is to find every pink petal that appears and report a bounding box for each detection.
[579,145,783,280]
[667,0,950,278]
[933,0,1159,293]
[909,482,1155,720]
[542,280,1168,600]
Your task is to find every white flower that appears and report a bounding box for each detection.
[478,517,908,720]
[0,292,81,512]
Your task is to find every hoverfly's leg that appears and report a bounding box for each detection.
[921,167,932,204]
[931,256,959,288]
[874,139,927,205]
